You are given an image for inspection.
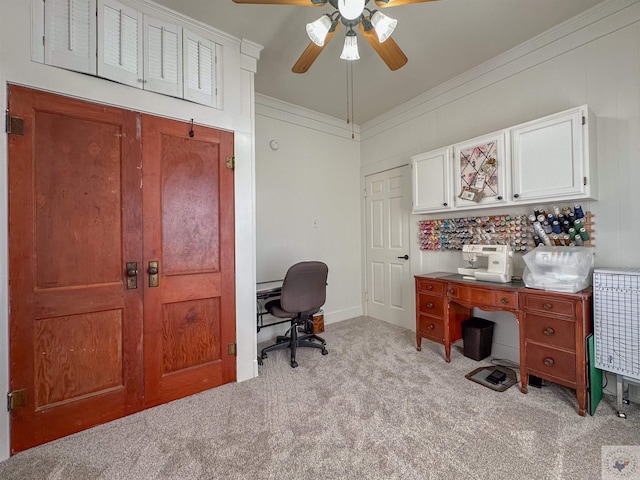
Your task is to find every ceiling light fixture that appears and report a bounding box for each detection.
[233,0,433,74]
[340,29,360,60]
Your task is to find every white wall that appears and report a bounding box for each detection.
[0,0,260,460]
[255,96,362,343]
[360,0,640,362]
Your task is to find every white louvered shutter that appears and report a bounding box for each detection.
[144,16,182,97]
[44,0,97,74]
[98,0,143,88]
[183,30,217,107]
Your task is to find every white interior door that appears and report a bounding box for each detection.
[365,166,412,329]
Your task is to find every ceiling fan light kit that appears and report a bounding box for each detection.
[340,30,360,60]
[306,14,333,45]
[233,0,439,72]
[370,10,397,42]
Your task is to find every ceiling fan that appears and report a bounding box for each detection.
[232,0,439,73]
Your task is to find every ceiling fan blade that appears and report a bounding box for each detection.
[232,0,326,5]
[292,23,340,73]
[359,20,408,71]
[374,0,439,7]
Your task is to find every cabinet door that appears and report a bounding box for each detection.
[144,16,182,97]
[98,0,143,88]
[44,0,97,74]
[511,107,585,202]
[411,147,452,213]
[183,30,219,108]
[453,130,508,209]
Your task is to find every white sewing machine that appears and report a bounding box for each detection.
[457,244,514,283]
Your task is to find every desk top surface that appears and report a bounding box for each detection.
[416,272,592,297]
[256,280,283,295]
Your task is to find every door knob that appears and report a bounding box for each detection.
[125,262,138,289]
[148,261,159,287]
[397,255,409,260]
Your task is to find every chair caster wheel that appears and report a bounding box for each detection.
[321,348,328,355]
[291,361,298,368]
[617,411,627,419]
[261,353,267,359]
[257,356,263,365]
[276,336,287,344]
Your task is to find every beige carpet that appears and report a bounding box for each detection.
[0,316,638,480]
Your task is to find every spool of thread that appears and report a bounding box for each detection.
[568,227,577,240]
[574,235,584,246]
[537,214,546,223]
[552,221,562,234]
[562,234,570,246]
[562,206,571,215]
[574,204,585,218]
[533,235,543,246]
[562,220,571,233]
[533,207,542,217]
[553,205,561,217]
[574,219,583,230]
[543,222,553,234]
[528,214,536,223]
[547,213,556,223]
[567,212,576,225]
[579,227,590,241]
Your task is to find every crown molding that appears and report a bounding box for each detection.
[361,0,640,139]
[256,93,360,141]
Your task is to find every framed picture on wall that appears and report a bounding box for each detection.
[453,131,508,208]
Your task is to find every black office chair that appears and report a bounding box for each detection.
[260,261,328,368]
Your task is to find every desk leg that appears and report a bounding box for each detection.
[520,368,528,394]
[416,334,422,351]
[445,342,451,363]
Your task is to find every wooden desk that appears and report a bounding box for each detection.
[415,272,592,416]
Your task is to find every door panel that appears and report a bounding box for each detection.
[142,114,235,407]
[365,166,412,329]
[8,85,144,453]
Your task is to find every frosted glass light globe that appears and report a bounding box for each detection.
[338,0,365,21]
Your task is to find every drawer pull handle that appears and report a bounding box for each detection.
[543,303,553,310]
[543,357,554,367]
[543,327,555,336]
[427,323,435,330]
[501,298,509,304]
[427,285,433,290]
[448,289,454,295]
[427,302,434,309]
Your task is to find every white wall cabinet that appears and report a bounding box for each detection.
[411,147,452,213]
[452,130,508,210]
[411,105,597,215]
[511,105,596,203]
[44,0,97,75]
[39,0,217,106]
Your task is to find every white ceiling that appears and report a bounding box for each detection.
[153,0,605,124]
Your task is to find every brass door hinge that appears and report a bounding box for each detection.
[226,156,235,170]
[228,343,237,356]
[5,111,24,135]
[7,389,26,412]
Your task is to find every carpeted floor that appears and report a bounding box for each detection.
[0,316,638,480]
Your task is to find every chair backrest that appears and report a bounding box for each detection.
[279,261,328,314]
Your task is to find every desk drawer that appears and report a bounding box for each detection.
[525,314,576,351]
[418,314,445,342]
[448,287,518,310]
[526,343,576,384]
[416,279,444,295]
[524,295,575,317]
[417,294,445,316]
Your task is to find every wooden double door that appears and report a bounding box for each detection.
[7,86,236,453]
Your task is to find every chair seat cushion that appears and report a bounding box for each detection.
[265,299,319,319]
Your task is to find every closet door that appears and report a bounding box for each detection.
[8,85,144,453]
[44,0,97,74]
[141,115,236,407]
[98,0,143,88]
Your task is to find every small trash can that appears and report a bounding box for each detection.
[462,317,495,361]
[312,309,324,334]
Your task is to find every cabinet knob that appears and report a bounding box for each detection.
[543,327,555,336]
[427,302,434,309]
[543,357,555,367]
[443,202,448,207]
[448,289,454,295]
[427,323,435,330]
[497,196,503,200]
[501,297,509,304]
[543,303,553,310]
[427,285,433,291]
[513,194,520,198]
